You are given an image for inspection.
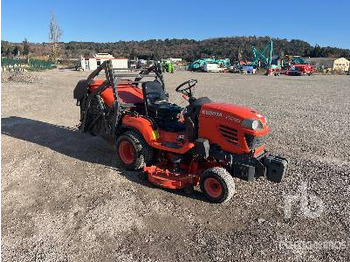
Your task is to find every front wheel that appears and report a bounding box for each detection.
[200,167,235,203]
[116,131,153,170]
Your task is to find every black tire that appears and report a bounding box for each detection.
[116,130,153,170]
[200,167,235,203]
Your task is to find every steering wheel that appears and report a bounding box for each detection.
[175,79,198,97]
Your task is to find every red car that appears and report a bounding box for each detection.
[284,56,315,76]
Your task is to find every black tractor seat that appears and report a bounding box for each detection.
[142,81,185,132]
[183,96,212,141]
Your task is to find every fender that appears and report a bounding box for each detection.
[121,115,195,154]
[122,115,157,142]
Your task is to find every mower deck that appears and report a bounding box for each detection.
[144,165,198,190]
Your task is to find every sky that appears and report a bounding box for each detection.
[1,0,350,49]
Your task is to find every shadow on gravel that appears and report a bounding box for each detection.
[1,116,207,202]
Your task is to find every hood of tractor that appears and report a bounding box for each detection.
[200,102,267,126]
[198,102,269,155]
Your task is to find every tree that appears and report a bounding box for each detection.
[310,44,323,57]
[12,45,22,56]
[23,38,30,56]
[1,40,12,57]
[49,12,63,62]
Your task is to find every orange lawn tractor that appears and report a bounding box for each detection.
[73,60,288,203]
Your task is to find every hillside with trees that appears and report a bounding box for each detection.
[2,36,350,62]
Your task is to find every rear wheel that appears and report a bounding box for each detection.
[200,167,235,203]
[116,130,153,170]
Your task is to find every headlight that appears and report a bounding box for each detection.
[241,119,263,130]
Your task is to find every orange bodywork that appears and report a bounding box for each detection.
[122,115,195,154]
[89,81,268,157]
[199,103,269,155]
[89,80,194,154]
[89,79,144,107]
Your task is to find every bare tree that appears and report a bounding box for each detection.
[23,38,30,56]
[49,12,63,62]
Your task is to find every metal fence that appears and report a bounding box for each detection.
[1,58,55,71]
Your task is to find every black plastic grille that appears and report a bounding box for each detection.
[219,125,238,145]
[245,134,265,149]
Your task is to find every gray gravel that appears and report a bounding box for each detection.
[1,71,45,84]
[1,69,350,261]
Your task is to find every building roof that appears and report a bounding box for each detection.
[308,57,349,62]
[94,52,113,58]
[308,57,337,62]
[307,57,349,68]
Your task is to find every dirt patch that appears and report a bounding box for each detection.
[1,71,44,84]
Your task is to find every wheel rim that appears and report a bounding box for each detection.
[204,177,223,198]
[118,140,135,164]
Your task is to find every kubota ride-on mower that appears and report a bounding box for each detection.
[74,60,288,203]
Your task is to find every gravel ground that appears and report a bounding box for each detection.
[1,69,350,261]
[1,71,45,84]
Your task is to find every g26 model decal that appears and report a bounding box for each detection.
[225,115,241,123]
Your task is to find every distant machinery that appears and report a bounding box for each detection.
[250,40,281,75]
[283,55,315,76]
[188,58,230,72]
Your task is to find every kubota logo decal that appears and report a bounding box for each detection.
[202,110,222,117]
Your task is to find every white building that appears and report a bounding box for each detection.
[81,53,128,70]
[169,57,182,63]
[308,57,350,72]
